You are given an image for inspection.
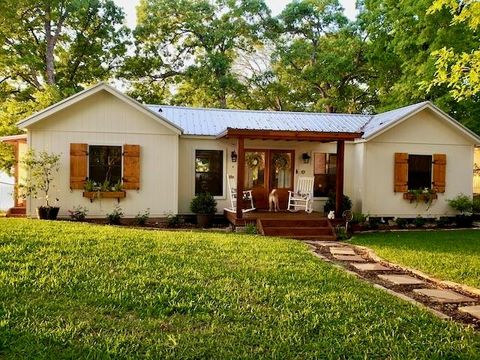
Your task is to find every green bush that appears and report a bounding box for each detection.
[166,213,184,228]
[324,193,352,214]
[244,223,257,234]
[395,218,408,228]
[190,193,217,214]
[134,209,150,226]
[351,212,368,225]
[106,206,123,225]
[473,196,480,214]
[414,216,426,228]
[447,194,473,214]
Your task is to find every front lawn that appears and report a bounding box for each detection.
[351,230,480,288]
[0,219,478,358]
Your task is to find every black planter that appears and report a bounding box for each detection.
[196,213,213,228]
[455,214,473,228]
[36,206,60,220]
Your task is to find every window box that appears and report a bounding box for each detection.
[402,192,438,201]
[83,191,126,202]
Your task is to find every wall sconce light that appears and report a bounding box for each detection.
[302,152,311,164]
[231,150,238,162]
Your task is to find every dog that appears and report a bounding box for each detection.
[327,210,335,219]
[268,189,280,212]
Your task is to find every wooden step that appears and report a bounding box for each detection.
[263,226,333,236]
[6,207,26,217]
[260,219,329,228]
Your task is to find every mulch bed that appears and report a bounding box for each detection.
[313,243,480,331]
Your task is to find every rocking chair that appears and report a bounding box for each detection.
[224,175,256,213]
[287,176,314,213]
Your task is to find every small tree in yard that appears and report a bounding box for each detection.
[20,150,61,219]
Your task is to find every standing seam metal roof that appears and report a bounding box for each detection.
[146,102,429,138]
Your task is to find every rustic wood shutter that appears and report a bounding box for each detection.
[70,143,88,189]
[123,144,140,190]
[394,153,408,192]
[432,154,446,193]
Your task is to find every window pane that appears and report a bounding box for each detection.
[408,155,432,190]
[195,150,223,196]
[271,152,292,189]
[314,153,336,197]
[88,145,122,185]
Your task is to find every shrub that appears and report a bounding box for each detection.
[395,218,408,228]
[367,217,380,230]
[244,223,257,234]
[190,193,217,214]
[134,209,150,226]
[414,216,426,228]
[447,194,473,214]
[335,225,350,240]
[166,213,184,228]
[324,193,352,214]
[106,206,123,225]
[68,206,88,221]
[351,212,368,225]
[473,197,480,214]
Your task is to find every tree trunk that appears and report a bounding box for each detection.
[44,4,56,85]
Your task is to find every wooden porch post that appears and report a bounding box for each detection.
[236,137,245,219]
[335,140,345,217]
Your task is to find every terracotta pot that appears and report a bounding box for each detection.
[196,213,213,228]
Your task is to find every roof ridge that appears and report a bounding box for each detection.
[147,104,372,117]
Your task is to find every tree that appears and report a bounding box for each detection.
[273,0,375,113]
[427,0,480,99]
[124,0,272,108]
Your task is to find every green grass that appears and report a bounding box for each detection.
[351,230,480,289]
[0,219,478,359]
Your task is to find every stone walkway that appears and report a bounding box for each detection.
[305,240,480,330]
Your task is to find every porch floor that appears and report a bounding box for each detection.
[224,210,337,241]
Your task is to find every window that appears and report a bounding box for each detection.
[195,150,223,196]
[313,152,336,197]
[408,154,432,190]
[88,145,122,185]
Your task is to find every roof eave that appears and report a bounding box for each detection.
[217,128,363,141]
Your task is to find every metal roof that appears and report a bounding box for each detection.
[148,105,372,136]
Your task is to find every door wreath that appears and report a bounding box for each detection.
[272,153,290,170]
[245,152,264,169]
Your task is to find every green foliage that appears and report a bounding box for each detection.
[0,219,478,357]
[166,213,184,228]
[414,216,427,228]
[68,206,88,222]
[351,212,369,225]
[353,230,480,288]
[324,193,352,214]
[335,225,350,240]
[244,223,257,235]
[395,218,408,228]
[473,196,480,214]
[134,209,150,226]
[447,194,473,214]
[106,206,123,225]
[190,193,217,214]
[19,150,60,207]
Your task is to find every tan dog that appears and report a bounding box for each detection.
[268,189,280,212]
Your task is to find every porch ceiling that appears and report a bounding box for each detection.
[216,128,363,142]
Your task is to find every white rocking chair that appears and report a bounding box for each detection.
[224,175,256,213]
[287,176,314,213]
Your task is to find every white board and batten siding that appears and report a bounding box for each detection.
[26,90,179,218]
[360,108,475,217]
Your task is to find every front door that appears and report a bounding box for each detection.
[244,149,295,210]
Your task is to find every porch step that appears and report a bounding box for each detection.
[260,219,329,228]
[258,218,336,241]
[6,207,26,217]
[263,226,333,237]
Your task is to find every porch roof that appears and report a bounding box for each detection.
[216,128,362,141]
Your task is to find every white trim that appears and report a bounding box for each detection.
[364,102,480,144]
[17,82,183,135]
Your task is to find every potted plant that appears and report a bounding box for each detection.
[447,194,473,228]
[190,192,217,228]
[19,150,61,220]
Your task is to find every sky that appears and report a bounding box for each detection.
[113,0,359,29]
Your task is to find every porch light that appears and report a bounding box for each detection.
[302,152,311,164]
[231,150,238,162]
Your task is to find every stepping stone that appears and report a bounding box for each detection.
[378,274,425,285]
[333,254,366,262]
[330,247,356,255]
[351,263,391,271]
[413,289,476,304]
[458,305,480,320]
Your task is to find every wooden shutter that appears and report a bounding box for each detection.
[123,144,140,190]
[394,153,408,192]
[70,143,88,189]
[432,154,446,193]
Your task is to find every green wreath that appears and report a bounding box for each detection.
[245,152,264,169]
[272,153,290,170]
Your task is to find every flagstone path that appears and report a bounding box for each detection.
[304,240,480,330]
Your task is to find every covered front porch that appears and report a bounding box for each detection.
[218,128,363,228]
